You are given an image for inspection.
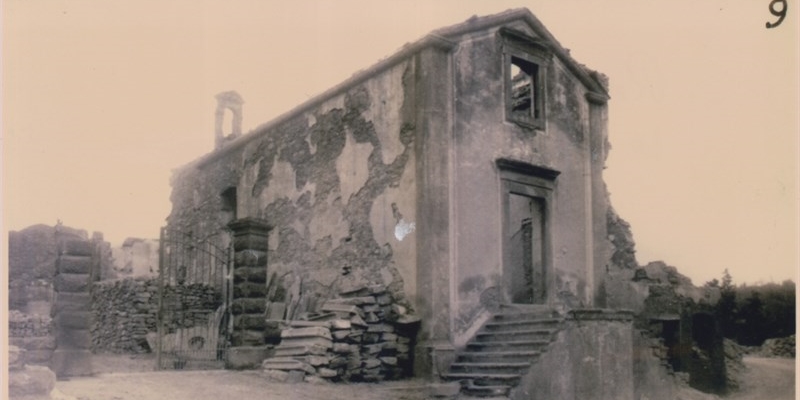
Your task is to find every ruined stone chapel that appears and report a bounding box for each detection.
[161,9,681,399]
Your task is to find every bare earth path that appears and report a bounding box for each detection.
[727,356,795,400]
[54,370,428,400]
[45,355,796,400]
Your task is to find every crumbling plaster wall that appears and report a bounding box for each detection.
[111,238,159,278]
[449,22,606,341]
[168,59,419,315]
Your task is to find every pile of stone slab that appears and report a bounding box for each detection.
[262,284,419,382]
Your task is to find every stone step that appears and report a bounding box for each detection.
[475,329,555,342]
[491,314,562,325]
[462,379,512,398]
[443,372,521,386]
[449,361,530,374]
[483,318,561,331]
[456,350,541,363]
[466,339,550,352]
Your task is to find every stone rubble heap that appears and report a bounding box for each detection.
[7,346,57,398]
[262,284,419,383]
[759,335,795,358]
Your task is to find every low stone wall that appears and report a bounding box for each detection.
[91,278,159,353]
[91,278,222,353]
[8,310,56,365]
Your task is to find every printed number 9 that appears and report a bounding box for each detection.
[766,0,787,29]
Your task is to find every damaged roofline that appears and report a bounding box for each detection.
[187,8,608,171]
[431,8,610,100]
[191,34,456,170]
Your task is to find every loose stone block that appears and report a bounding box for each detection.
[287,370,306,383]
[231,330,266,347]
[367,323,394,333]
[234,315,268,330]
[57,256,93,274]
[9,346,25,371]
[227,346,269,370]
[231,298,267,315]
[364,312,380,323]
[54,273,91,293]
[262,358,315,374]
[332,330,350,341]
[53,292,92,314]
[50,349,92,378]
[262,369,289,382]
[326,296,376,306]
[274,344,329,357]
[329,356,348,368]
[233,267,267,284]
[322,303,360,315]
[234,250,268,267]
[380,356,398,366]
[333,343,352,354]
[233,236,269,252]
[376,294,392,305]
[362,344,383,355]
[361,304,380,313]
[11,336,56,352]
[318,367,338,378]
[233,282,268,298]
[24,350,55,364]
[288,320,330,328]
[61,239,93,256]
[297,355,331,367]
[362,358,381,369]
[56,329,92,349]
[8,365,56,397]
[382,332,398,342]
[330,319,352,330]
[281,326,332,340]
[350,315,367,327]
[54,312,91,330]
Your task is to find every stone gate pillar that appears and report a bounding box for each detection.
[226,217,271,369]
[51,235,94,377]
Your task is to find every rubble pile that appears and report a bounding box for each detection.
[262,284,419,382]
[759,335,795,358]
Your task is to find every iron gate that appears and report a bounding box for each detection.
[156,227,233,370]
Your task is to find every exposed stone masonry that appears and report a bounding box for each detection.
[262,283,419,383]
[51,237,94,377]
[91,277,221,353]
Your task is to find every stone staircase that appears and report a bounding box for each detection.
[443,306,563,398]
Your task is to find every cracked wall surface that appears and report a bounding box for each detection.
[447,21,608,342]
[168,60,418,313]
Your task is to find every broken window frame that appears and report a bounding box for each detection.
[500,28,550,131]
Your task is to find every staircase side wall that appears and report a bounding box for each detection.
[512,311,634,400]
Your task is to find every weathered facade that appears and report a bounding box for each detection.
[166,9,646,398]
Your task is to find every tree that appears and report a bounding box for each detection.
[715,269,737,338]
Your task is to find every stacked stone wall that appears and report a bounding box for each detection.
[91,278,222,353]
[8,310,56,365]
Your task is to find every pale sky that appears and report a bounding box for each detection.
[2,1,798,286]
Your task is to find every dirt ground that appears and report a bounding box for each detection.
[52,370,429,400]
[45,354,430,400]
[19,354,797,400]
[726,356,795,400]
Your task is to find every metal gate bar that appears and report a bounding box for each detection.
[156,227,232,370]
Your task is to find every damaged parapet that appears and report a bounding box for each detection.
[214,90,244,150]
